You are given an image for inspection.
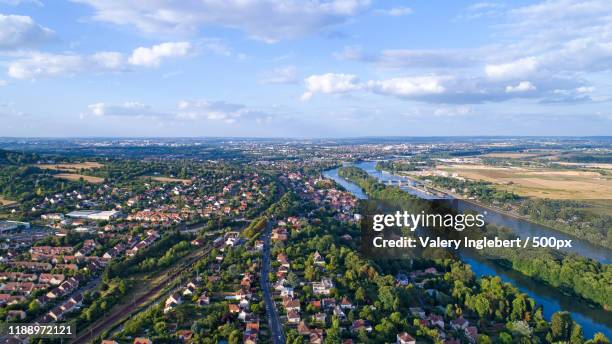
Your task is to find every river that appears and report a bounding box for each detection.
[323,162,612,339]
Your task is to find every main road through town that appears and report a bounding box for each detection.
[261,220,285,344]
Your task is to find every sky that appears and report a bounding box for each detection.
[0,0,611,137]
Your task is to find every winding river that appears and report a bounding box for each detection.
[323,162,612,339]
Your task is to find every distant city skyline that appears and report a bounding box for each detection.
[1,0,611,137]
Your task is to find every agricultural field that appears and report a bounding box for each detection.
[145,176,192,184]
[554,162,612,170]
[481,152,542,159]
[0,196,17,206]
[37,161,104,171]
[53,173,105,184]
[435,164,612,199]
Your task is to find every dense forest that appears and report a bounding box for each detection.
[488,247,612,308]
[518,199,612,249]
[423,175,520,203]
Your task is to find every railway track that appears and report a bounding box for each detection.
[70,245,213,344]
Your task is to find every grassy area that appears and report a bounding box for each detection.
[37,162,104,170]
[144,176,192,184]
[580,199,612,217]
[481,152,541,158]
[436,164,612,199]
[0,196,17,206]
[53,173,105,184]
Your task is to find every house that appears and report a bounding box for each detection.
[39,273,65,285]
[246,321,260,333]
[424,267,438,275]
[7,310,26,320]
[351,319,372,333]
[133,338,153,344]
[238,310,251,322]
[187,280,199,290]
[312,251,325,265]
[312,278,333,295]
[164,293,182,313]
[333,306,346,319]
[48,306,64,321]
[239,298,250,309]
[321,298,336,309]
[465,326,478,343]
[283,298,300,312]
[166,293,182,307]
[309,329,324,344]
[298,321,311,335]
[69,293,84,306]
[287,310,301,324]
[409,307,426,319]
[241,274,252,288]
[276,266,289,278]
[177,330,193,342]
[101,341,119,344]
[229,304,240,313]
[277,253,290,268]
[451,317,469,330]
[243,333,257,344]
[428,314,445,329]
[198,293,210,306]
[396,332,416,344]
[280,286,294,298]
[396,273,410,286]
[313,312,326,323]
[340,297,353,310]
[182,286,195,296]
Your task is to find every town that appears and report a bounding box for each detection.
[0,137,609,344]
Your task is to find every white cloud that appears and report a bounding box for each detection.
[302,73,449,100]
[87,101,167,118]
[0,102,26,117]
[0,0,42,5]
[433,106,472,117]
[128,41,191,67]
[300,72,568,103]
[90,51,125,69]
[576,86,594,93]
[260,66,298,84]
[7,42,193,79]
[457,2,505,20]
[301,73,361,100]
[0,14,54,49]
[71,0,371,43]
[505,81,536,93]
[485,57,539,80]
[177,100,270,123]
[374,7,413,16]
[336,46,480,69]
[88,100,269,123]
[367,76,447,97]
[8,53,86,79]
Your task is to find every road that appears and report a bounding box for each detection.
[260,220,285,344]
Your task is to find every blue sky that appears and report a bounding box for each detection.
[1,0,611,137]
